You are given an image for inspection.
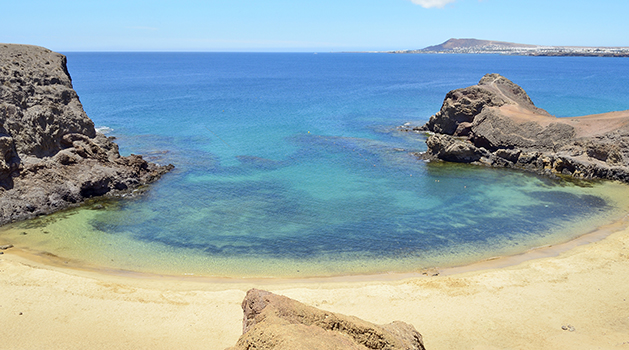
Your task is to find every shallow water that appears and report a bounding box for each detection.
[2,53,629,278]
[3,161,629,278]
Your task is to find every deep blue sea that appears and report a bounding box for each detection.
[3,53,629,278]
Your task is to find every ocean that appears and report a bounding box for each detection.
[2,52,629,278]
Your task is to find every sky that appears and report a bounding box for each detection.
[2,0,628,52]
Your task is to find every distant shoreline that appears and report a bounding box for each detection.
[391,50,629,58]
[391,38,629,57]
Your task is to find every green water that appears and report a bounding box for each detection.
[2,175,628,278]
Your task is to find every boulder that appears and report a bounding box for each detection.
[227,289,426,350]
[425,134,487,163]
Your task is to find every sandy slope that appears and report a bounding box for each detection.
[1,219,629,350]
[498,104,629,138]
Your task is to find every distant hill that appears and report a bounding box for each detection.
[422,38,536,51]
[391,38,629,57]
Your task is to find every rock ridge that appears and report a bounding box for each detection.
[227,289,426,350]
[0,43,173,225]
[402,73,629,182]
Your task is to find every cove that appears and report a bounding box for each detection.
[2,52,629,278]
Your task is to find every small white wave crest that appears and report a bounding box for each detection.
[95,126,114,134]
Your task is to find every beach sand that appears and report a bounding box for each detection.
[1,218,629,350]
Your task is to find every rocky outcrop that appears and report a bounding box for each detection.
[403,73,629,182]
[227,289,426,350]
[0,44,173,225]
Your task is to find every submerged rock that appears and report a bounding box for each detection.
[227,289,426,350]
[0,44,173,225]
[404,73,629,182]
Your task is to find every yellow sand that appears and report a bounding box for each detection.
[1,218,629,350]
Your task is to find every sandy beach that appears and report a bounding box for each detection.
[1,216,629,350]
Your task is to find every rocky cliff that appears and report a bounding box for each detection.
[0,44,173,225]
[403,73,629,182]
[227,289,426,350]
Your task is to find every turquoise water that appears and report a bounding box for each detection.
[2,53,629,278]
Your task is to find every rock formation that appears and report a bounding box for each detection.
[403,73,629,182]
[0,44,173,225]
[227,289,426,350]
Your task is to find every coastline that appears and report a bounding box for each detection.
[4,207,629,285]
[3,175,628,281]
[2,212,629,349]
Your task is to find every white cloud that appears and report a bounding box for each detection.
[409,0,456,8]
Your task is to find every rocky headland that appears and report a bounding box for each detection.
[227,289,426,350]
[402,73,629,182]
[0,44,173,225]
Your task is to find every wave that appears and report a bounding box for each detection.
[95,126,114,134]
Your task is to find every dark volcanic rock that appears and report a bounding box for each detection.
[406,73,629,183]
[227,289,426,350]
[0,44,173,225]
[425,133,488,163]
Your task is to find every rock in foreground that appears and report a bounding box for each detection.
[405,73,629,182]
[0,44,173,225]
[227,289,426,350]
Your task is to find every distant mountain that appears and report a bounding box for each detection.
[422,38,536,51]
[391,38,629,57]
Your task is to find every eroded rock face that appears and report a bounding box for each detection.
[0,44,173,225]
[0,44,95,158]
[422,73,551,136]
[404,73,629,183]
[227,289,426,350]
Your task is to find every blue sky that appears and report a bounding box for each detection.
[2,0,628,51]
